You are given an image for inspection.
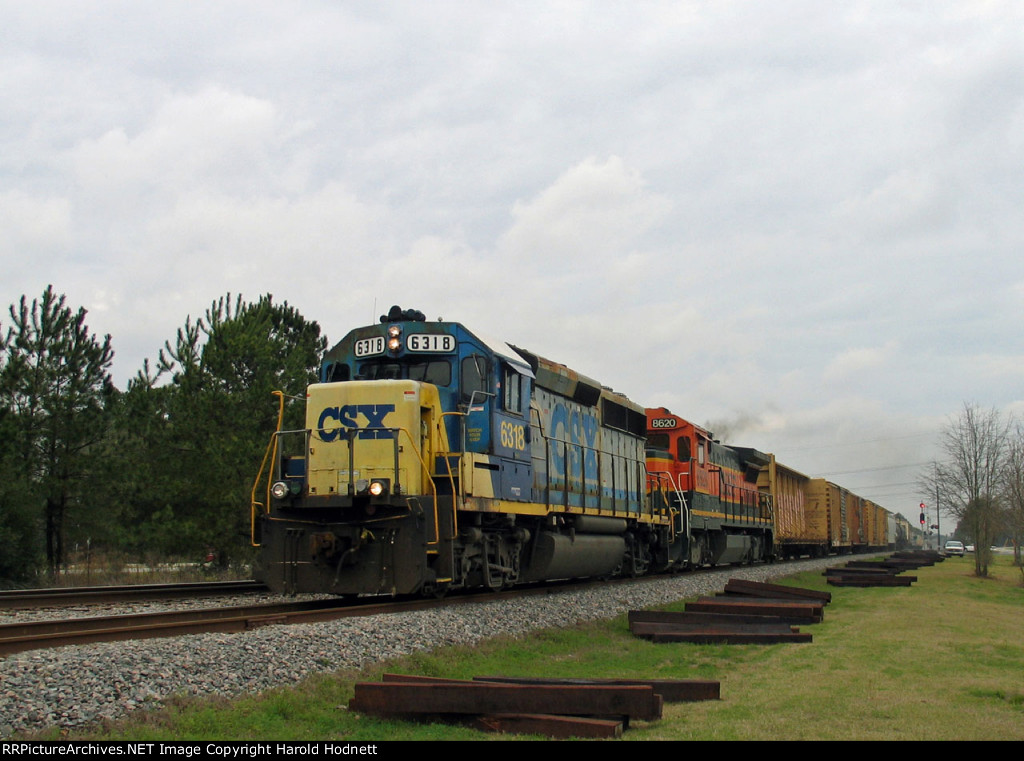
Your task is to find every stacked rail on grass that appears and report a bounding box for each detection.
[629,578,828,644]
[892,550,943,564]
[825,565,916,587]
[347,673,719,738]
[823,548,942,585]
[825,551,939,587]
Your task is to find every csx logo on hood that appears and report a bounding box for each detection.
[317,405,396,441]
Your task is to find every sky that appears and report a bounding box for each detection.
[2,1,1022,527]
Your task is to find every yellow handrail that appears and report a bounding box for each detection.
[250,390,286,546]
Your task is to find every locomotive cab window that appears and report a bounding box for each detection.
[460,354,490,404]
[355,360,451,386]
[503,364,523,415]
[407,360,451,386]
[357,362,401,380]
[647,433,671,458]
[677,435,691,462]
[324,361,350,382]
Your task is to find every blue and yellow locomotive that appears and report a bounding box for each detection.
[252,306,672,595]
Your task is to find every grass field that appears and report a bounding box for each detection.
[49,555,1024,741]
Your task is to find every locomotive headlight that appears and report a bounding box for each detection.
[387,325,402,352]
[355,478,389,497]
[270,481,290,500]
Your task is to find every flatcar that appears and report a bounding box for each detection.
[251,306,900,596]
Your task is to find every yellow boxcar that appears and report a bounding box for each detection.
[807,479,853,554]
[862,500,888,549]
[753,455,824,558]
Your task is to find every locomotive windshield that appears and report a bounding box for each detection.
[645,432,691,461]
[647,433,671,453]
[355,359,452,386]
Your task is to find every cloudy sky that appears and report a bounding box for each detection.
[3,1,1022,526]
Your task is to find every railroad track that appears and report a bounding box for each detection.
[1,597,380,657]
[0,572,664,658]
[0,580,267,609]
[0,558,863,658]
[0,586,549,657]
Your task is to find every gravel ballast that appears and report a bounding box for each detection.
[0,557,853,737]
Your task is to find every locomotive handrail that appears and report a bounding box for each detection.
[541,433,647,516]
[529,405,550,507]
[432,409,475,588]
[718,469,758,521]
[646,468,686,540]
[393,425,441,548]
[250,390,289,547]
[436,409,468,540]
[527,408,653,521]
[267,428,313,491]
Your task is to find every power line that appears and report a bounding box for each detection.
[853,490,924,500]
[783,431,935,453]
[816,460,937,477]
[845,481,921,491]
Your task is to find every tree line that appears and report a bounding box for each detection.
[2,286,1021,587]
[922,403,1024,579]
[0,286,325,585]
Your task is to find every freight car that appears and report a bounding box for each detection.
[251,307,897,596]
[805,479,852,554]
[891,512,924,550]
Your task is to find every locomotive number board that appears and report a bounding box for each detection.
[650,418,678,429]
[406,334,456,352]
[354,337,385,357]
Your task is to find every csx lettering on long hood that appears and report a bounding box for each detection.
[317,404,396,440]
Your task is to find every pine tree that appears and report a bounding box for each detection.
[118,294,324,566]
[0,286,114,577]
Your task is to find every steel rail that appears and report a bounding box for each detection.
[0,576,621,657]
[0,589,530,657]
[0,580,267,609]
[0,598,356,656]
[0,556,863,657]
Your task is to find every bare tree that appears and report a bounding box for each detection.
[1002,421,1024,578]
[924,403,1011,577]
